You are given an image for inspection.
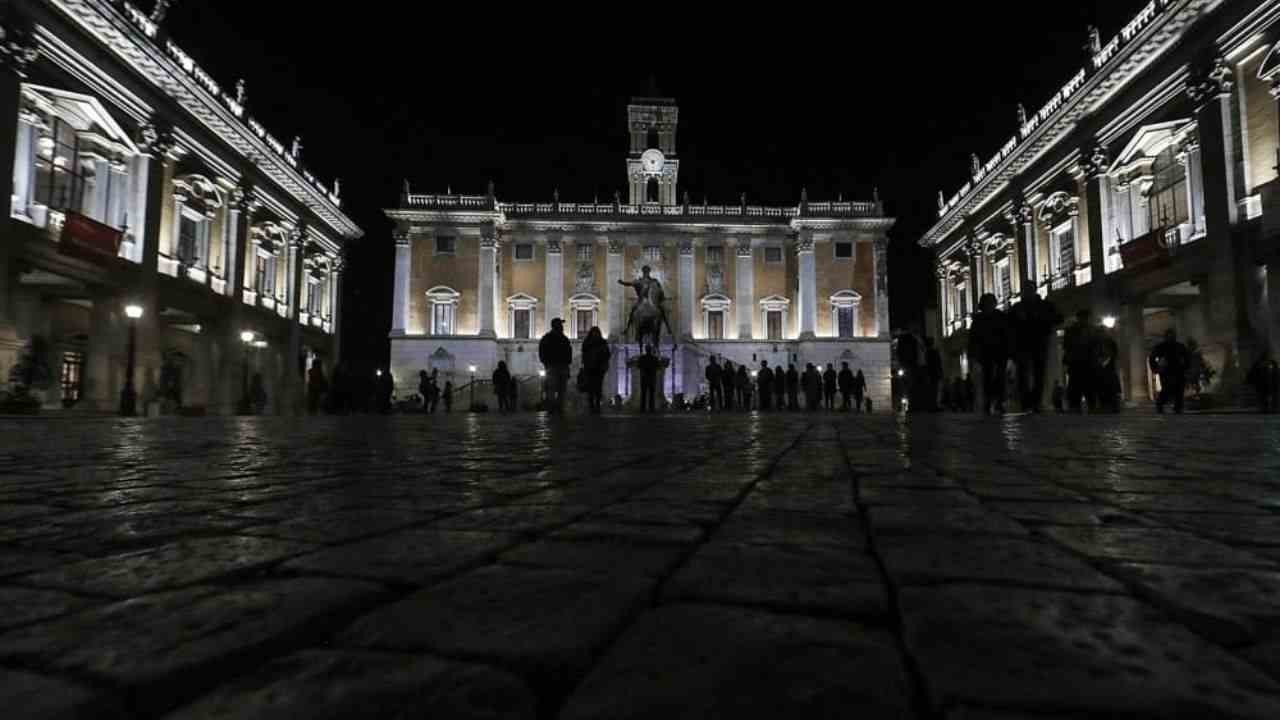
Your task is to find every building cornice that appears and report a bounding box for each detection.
[47,0,362,240]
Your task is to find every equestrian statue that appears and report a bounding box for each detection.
[618,265,675,351]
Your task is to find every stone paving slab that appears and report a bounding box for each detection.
[2,413,1280,718]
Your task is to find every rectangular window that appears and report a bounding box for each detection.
[764,246,783,264]
[707,310,725,340]
[177,211,209,267]
[256,253,277,296]
[1052,223,1075,275]
[834,242,853,259]
[837,306,855,338]
[766,310,783,340]
[706,245,724,264]
[576,243,593,262]
[60,351,84,404]
[576,309,594,338]
[307,279,323,315]
[512,308,532,339]
[435,236,456,255]
[643,245,662,262]
[998,262,1012,301]
[514,243,534,261]
[432,303,454,335]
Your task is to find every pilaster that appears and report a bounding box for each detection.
[873,236,890,338]
[678,239,695,339]
[797,232,817,339]
[545,236,564,333]
[1081,141,1110,309]
[477,230,497,338]
[605,238,625,339]
[391,230,410,335]
[734,239,754,339]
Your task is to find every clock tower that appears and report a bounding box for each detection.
[626,97,679,206]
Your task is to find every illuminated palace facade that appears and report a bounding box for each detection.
[386,97,894,408]
[925,0,1280,405]
[0,1,361,413]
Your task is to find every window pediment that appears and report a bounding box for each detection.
[758,295,791,311]
[23,84,138,155]
[700,293,731,311]
[426,286,461,304]
[568,292,601,309]
[506,293,538,309]
[829,290,862,307]
[1110,120,1193,176]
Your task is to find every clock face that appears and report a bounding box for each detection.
[641,148,665,174]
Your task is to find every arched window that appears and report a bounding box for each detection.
[646,177,660,203]
[568,293,601,339]
[426,286,461,335]
[829,290,862,338]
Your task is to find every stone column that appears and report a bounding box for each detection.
[797,232,817,338]
[84,294,121,412]
[678,239,695,339]
[477,230,497,337]
[11,106,41,219]
[1008,202,1034,294]
[221,187,254,413]
[1082,142,1110,309]
[1121,301,1148,404]
[285,228,306,415]
[734,239,754,339]
[873,236,890,337]
[936,268,949,338]
[1178,131,1205,237]
[966,239,981,321]
[1189,58,1248,368]
[545,237,563,333]
[391,230,410,335]
[331,258,344,362]
[0,15,36,222]
[605,238,624,338]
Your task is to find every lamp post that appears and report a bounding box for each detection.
[468,365,477,409]
[238,330,255,414]
[119,303,144,416]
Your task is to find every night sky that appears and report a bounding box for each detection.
[163,2,1147,374]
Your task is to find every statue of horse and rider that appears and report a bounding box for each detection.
[619,265,675,351]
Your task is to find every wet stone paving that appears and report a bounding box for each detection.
[1,412,1279,719]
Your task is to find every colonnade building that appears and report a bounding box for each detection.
[386,97,894,408]
[924,0,1280,406]
[1,1,361,413]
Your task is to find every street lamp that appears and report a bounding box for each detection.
[119,303,144,416]
[538,369,547,404]
[1101,315,1117,329]
[238,331,255,415]
[468,364,477,409]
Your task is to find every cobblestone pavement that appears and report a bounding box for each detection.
[1,412,1280,718]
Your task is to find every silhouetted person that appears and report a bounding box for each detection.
[418,370,432,413]
[968,293,1011,415]
[307,358,328,415]
[1063,310,1097,413]
[774,363,786,409]
[802,363,821,411]
[377,368,394,414]
[508,376,519,412]
[636,345,660,412]
[250,372,267,415]
[581,326,611,414]
[721,360,736,410]
[821,363,837,410]
[854,369,867,412]
[786,364,800,410]
[757,361,774,410]
[1052,380,1065,413]
[442,381,453,413]
[1247,353,1278,413]
[838,362,855,410]
[1097,328,1121,413]
[705,358,723,410]
[538,317,572,414]
[925,337,943,412]
[735,364,751,410]
[1009,286,1061,412]
[864,396,873,413]
[492,361,511,412]
[1149,328,1189,415]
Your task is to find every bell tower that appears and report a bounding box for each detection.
[626,97,679,205]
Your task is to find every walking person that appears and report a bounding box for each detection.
[924,338,943,412]
[1246,353,1278,413]
[757,361,774,411]
[854,369,867,412]
[774,363,786,410]
[787,364,800,411]
[705,357,723,410]
[250,371,268,415]
[538,318,572,414]
[968,293,1011,415]
[418,370,433,413]
[721,360,735,411]
[442,381,453,413]
[1008,286,1061,412]
[581,326,611,414]
[635,345,660,413]
[822,363,837,411]
[492,361,511,412]
[306,358,328,415]
[1063,310,1097,413]
[735,364,751,410]
[838,362,855,411]
[1052,380,1065,413]
[508,376,519,412]
[1149,328,1190,415]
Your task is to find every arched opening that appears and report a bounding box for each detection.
[646,127,659,150]
[646,177,660,203]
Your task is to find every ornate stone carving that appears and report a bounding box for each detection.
[0,13,40,78]
[393,230,410,247]
[479,235,498,250]
[138,120,178,158]
[546,238,562,254]
[1080,143,1110,179]
[795,236,815,253]
[678,239,693,257]
[705,263,725,294]
[1186,57,1234,107]
[575,261,595,293]
[233,184,259,215]
[735,240,753,257]
[607,238,625,255]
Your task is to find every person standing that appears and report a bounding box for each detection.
[1063,310,1097,413]
[581,326,611,415]
[735,364,751,410]
[442,381,453,413]
[968,293,1011,415]
[838,362,855,411]
[705,357,723,411]
[1051,380,1065,413]
[802,363,821,411]
[1008,286,1061,412]
[636,345,660,413]
[721,360,735,411]
[1149,328,1190,415]
[773,363,786,410]
[492,361,511,412]
[786,364,800,411]
[418,370,433,413]
[306,358,328,415]
[538,318,572,414]
[822,363,838,411]
[854,369,867,412]
[250,371,268,415]
[924,338,943,412]
[508,376,519,412]
[757,361,774,411]
[1247,353,1278,413]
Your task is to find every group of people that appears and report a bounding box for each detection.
[702,358,870,412]
[536,318,614,414]
[415,369,454,413]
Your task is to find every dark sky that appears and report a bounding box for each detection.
[164,1,1148,371]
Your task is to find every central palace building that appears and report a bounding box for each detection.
[386,97,894,408]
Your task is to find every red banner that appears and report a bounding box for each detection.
[60,212,123,259]
[1119,228,1168,269]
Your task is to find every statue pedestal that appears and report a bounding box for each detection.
[626,360,669,410]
